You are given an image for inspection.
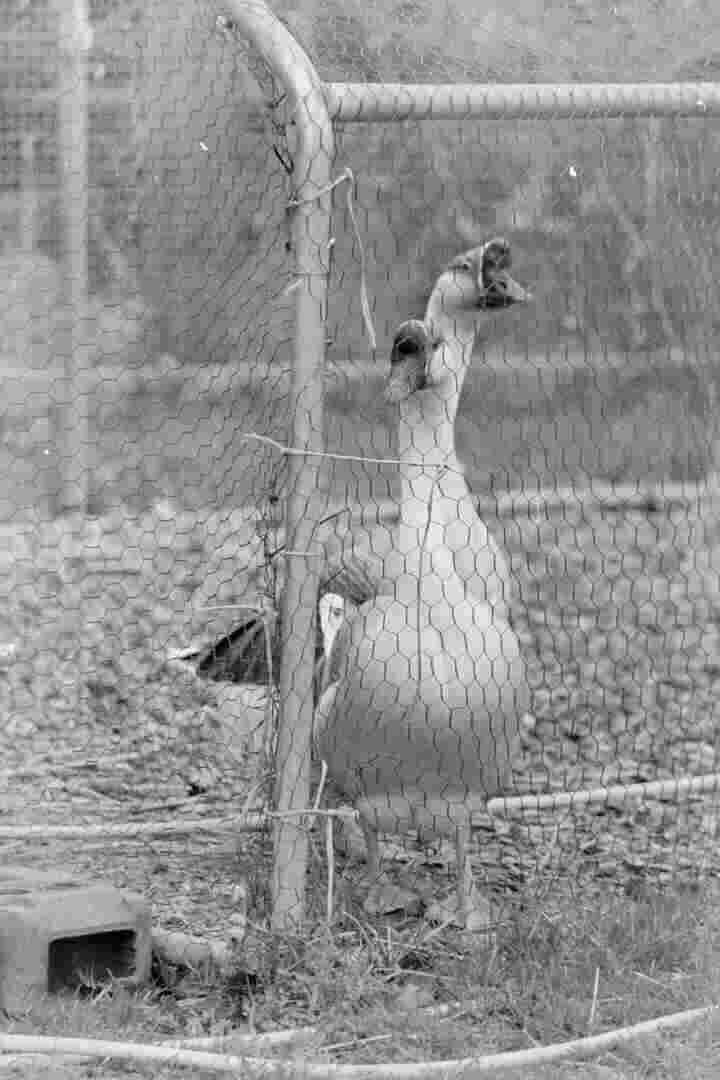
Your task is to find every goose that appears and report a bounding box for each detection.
[315,237,533,929]
[185,587,354,704]
[190,568,367,692]
[190,236,518,691]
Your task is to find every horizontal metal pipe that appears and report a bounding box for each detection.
[325,81,720,122]
[486,771,720,817]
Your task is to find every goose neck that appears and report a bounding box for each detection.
[396,399,467,535]
[396,406,456,463]
[390,317,477,580]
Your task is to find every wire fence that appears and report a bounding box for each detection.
[3,0,720,959]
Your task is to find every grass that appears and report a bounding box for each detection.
[4,874,720,1077]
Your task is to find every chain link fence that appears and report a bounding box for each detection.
[3,0,720,981]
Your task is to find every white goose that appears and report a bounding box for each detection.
[315,237,532,929]
[192,239,517,692]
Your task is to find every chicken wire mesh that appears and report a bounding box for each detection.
[1,0,315,938]
[300,141,720,928]
[2,0,720,949]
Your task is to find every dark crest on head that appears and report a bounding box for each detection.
[385,319,432,402]
[480,237,512,286]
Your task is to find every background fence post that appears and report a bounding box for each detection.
[19,133,38,255]
[54,0,91,514]
[226,0,334,930]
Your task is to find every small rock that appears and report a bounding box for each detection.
[363,880,423,917]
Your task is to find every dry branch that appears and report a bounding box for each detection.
[0,815,264,839]
[152,929,239,976]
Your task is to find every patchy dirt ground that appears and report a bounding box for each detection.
[0,503,272,936]
[2,483,720,931]
[501,488,720,885]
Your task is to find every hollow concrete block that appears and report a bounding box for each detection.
[0,865,151,1010]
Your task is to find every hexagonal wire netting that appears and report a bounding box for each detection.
[3,0,720,953]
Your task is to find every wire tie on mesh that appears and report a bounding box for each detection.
[274,550,323,558]
[196,603,273,612]
[325,813,335,926]
[342,170,377,351]
[312,760,328,813]
[285,167,376,350]
[242,432,458,471]
[266,807,358,821]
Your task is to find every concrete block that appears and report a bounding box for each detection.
[0,866,152,1010]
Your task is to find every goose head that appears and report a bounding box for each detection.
[318,591,347,660]
[432,236,532,341]
[385,237,531,408]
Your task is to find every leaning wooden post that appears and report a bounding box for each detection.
[225,0,334,929]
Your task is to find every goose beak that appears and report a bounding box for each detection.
[501,272,533,304]
[479,270,533,309]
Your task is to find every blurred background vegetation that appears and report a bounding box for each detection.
[2,0,720,514]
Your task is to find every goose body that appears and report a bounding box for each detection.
[315,238,532,926]
[316,595,524,834]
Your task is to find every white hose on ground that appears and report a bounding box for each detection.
[0,1004,715,1076]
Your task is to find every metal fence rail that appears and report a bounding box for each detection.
[325,80,720,120]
